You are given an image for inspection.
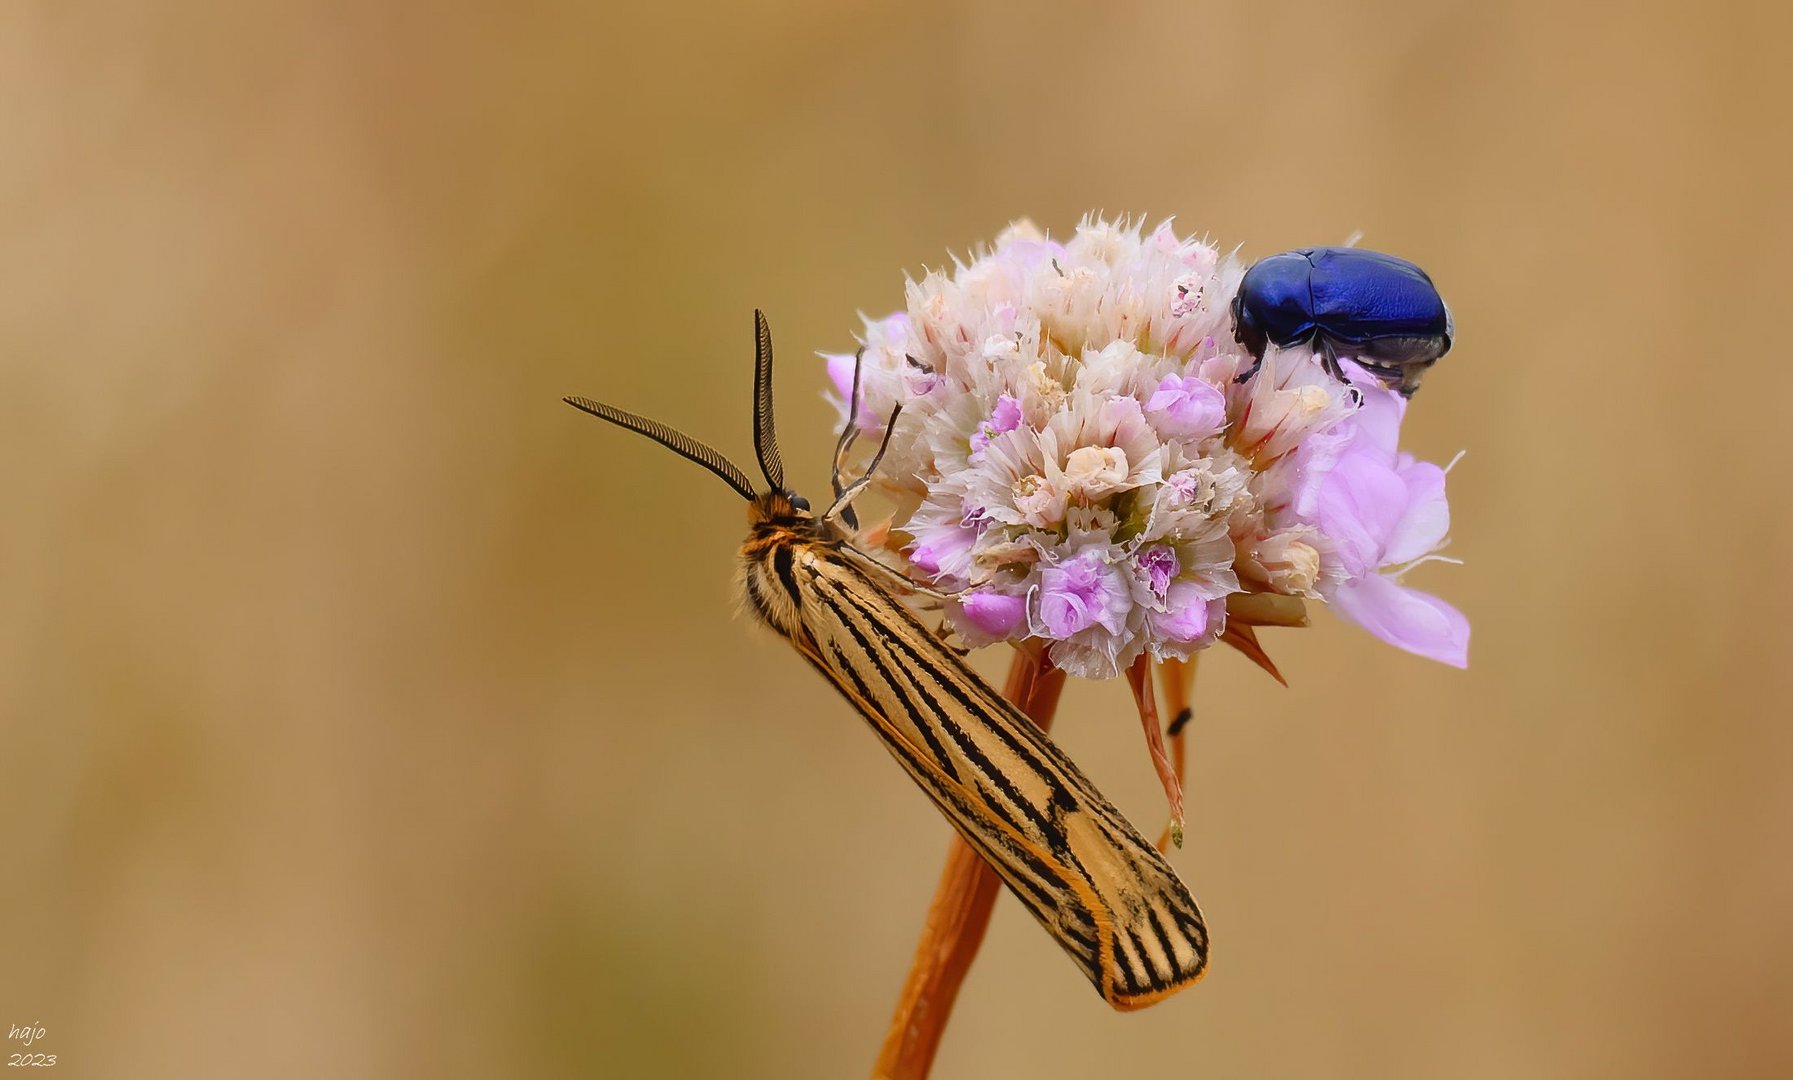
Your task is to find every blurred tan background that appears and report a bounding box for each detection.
[4,2,1790,1077]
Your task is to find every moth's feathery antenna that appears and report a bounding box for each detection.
[752,309,786,494]
[563,396,756,501]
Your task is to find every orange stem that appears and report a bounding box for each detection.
[1127,655,1185,851]
[872,646,1065,1080]
[1154,656,1198,852]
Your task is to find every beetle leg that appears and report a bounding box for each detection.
[1232,355,1263,385]
[1317,338,1346,381]
[1318,340,1363,407]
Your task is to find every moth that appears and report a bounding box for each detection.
[565,311,1208,1008]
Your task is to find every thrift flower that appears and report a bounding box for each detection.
[960,589,1027,637]
[969,394,1023,456]
[1137,544,1179,598]
[1036,552,1132,638]
[1146,374,1228,439]
[822,215,1468,678]
[1283,368,1470,666]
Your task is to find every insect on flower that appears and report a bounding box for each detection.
[1232,246,1453,398]
[565,311,1208,1008]
[818,216,1469,675]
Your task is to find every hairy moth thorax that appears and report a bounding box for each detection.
[739,491,828,638]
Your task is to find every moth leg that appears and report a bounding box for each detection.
[824,403,902,524]
[827,387,961,603]
[930,617,971,658]
[828,398,966,604]
[830,347,867,529]
[841,542,968,602]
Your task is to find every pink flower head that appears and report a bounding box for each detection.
[823,312,912,432]
[959,589,1027,637]
[1145,373,1227,439]
[1169,276,1204,318]
[1153,582,1221,643]
[1137,544,1179,599]
[969,394,1024,456]
[903,366,943,399]
[1035,551,1131,638]
[906,504,982,581]
[1292,376,1468,667]
[822,216,1467,680]
[1163,469,1201,506]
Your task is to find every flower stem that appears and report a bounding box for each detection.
[1154,656,1198,852]
[1127,654,1185,849]
[872,645,1064,1080]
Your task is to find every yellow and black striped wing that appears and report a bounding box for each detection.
[784,544,1209,1009]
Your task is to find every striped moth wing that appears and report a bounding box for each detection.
[745,529,1210,1009]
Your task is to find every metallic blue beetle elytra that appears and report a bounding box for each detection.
[1230,246,1453,398]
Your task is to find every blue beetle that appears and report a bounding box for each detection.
[1230,246,1453,398]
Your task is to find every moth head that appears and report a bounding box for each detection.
[749,489,814,529]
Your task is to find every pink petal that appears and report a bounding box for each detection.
[824,354,878,429]
[1313,447,1409,575]
[1345,376,1406,455]
[1382,460,1451,566]
[960,590,1026,637]
[825,353,857,401]
[1288,425,1351,518]
[1154,581,1214,642]
[907,518,978,580]
[1331,573,1469,668]
[1145,374,1227,438]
